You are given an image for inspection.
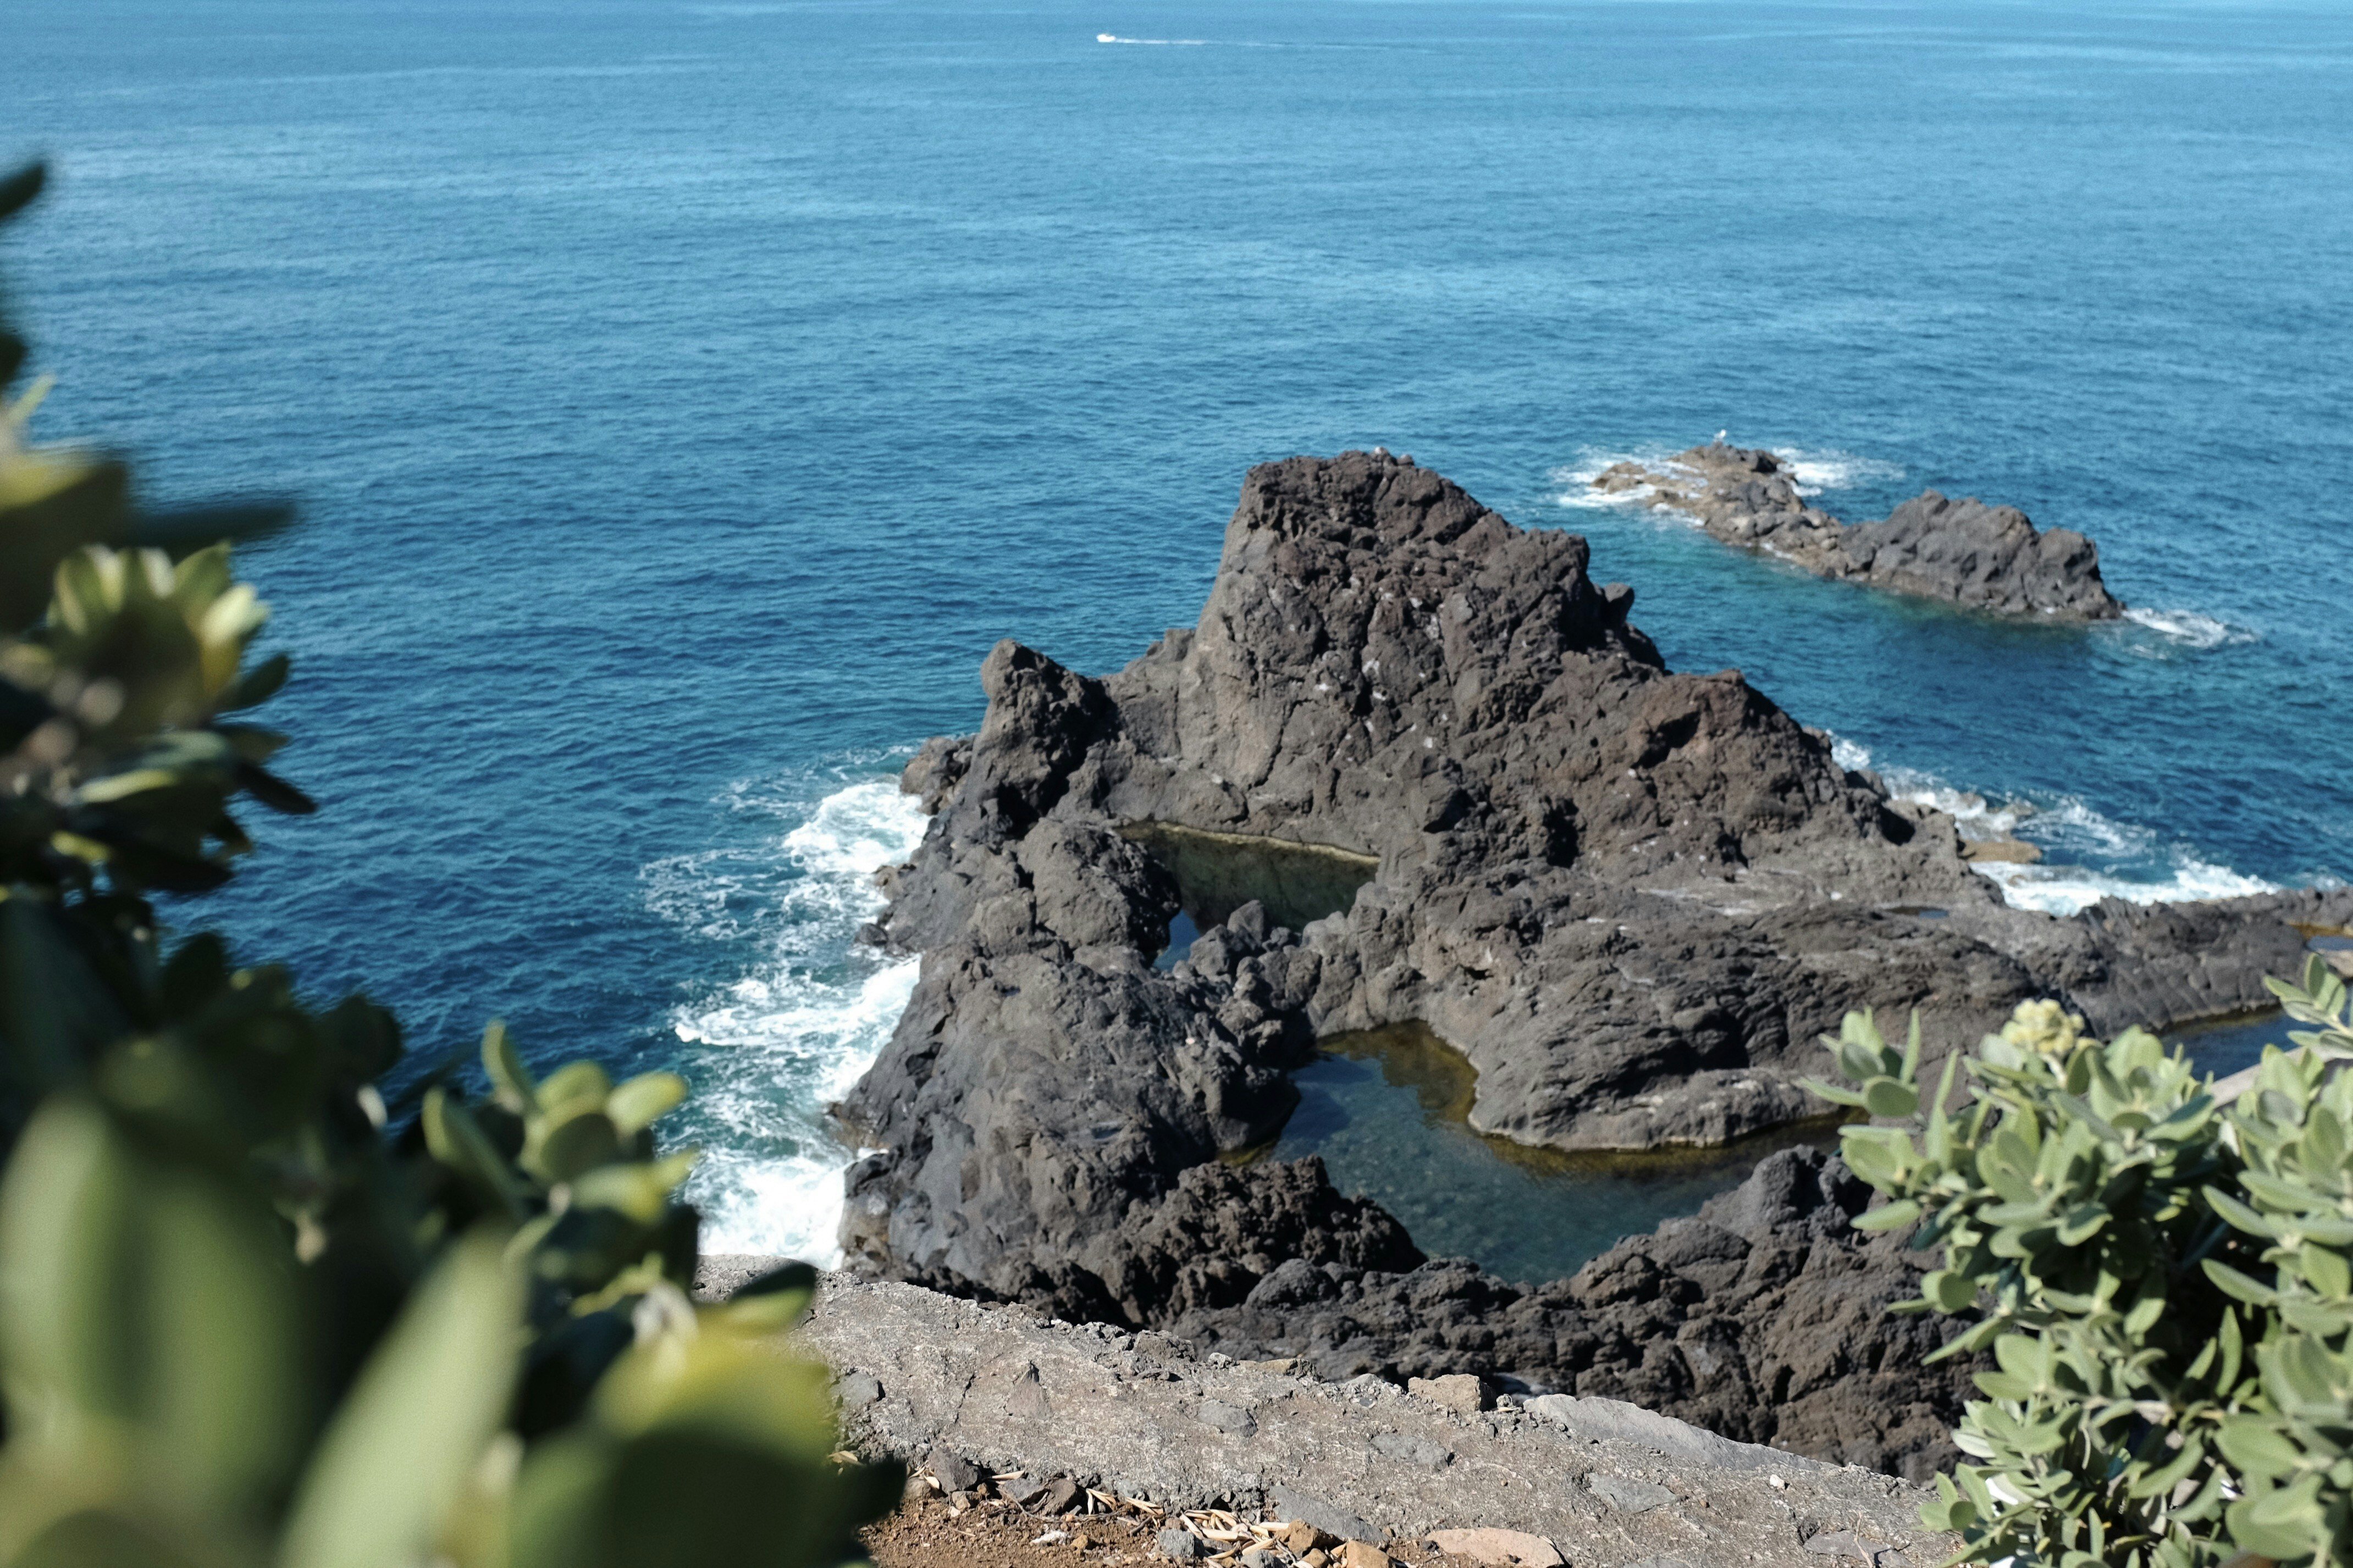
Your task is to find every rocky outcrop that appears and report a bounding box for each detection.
[1593,442,2124,619]
[836,450,2350,1470]
[839,1145,1969,1478]
[789,1272,1958,1567]
[1153,1148,1974,1481]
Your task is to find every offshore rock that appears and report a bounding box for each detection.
[838,450,2352,1469]
[1593,442,2125,620]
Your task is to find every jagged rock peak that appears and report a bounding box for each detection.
[1088,448,1910,887]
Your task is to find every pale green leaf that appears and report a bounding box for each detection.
[275,1231,523,1568]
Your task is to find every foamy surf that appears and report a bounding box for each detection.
[1096,34,1207,45]
[1970,854,2277,917]
[1825,734,2275,918]
[2120,606,2258,652]
[1549,442,1900,512]
[1772,448,1905,496]
[1880,768,2030,840]
[645,774,927,1264]
[1548,448,1682,512]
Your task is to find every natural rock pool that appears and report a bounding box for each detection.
[1257,1004,2319,1288]
[2168,1008,2299,1076]
[1130,825,1852,1286]
[1134,824,2341,1287]
[1261,1021,1846,1285]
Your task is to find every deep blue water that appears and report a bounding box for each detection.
[5,0,2350,1266]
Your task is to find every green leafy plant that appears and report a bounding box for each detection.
[1813,957,2353,1568]
[423,1023,698,1320]
[0,162,898,1566]
[507,1276,901,1568]
[0,1083,899,1568]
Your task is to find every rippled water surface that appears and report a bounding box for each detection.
[5,0,2349,1267]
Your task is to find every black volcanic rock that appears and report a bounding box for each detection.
[1160,1146,1975,1481]
[1093,1155,1427,1325]
[1594,441,2125,619]
[837,450,2349,1471]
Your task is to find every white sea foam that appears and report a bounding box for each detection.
[2120,606,2258,652]
[1881,766,2030,840]
[1548,447,1686,513]
[1096,34,1207,45]
[1549,442,1899,511]
[1969,853,2278,918]
[646,776,927,1264]
[1820,732,2274,918]
[1774,448,1905,495]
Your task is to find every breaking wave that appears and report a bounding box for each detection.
[1772,447,1907,495]
[2119,606,2260,654]
[1549,441,1901,511]
[644,774,927,1264]
[1968,852,2277,918]
[1826,734,2275,917]
[1548,447,1684,512]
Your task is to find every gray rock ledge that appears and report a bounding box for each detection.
[794,1274,1951,1568]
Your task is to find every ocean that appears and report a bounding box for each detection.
[5,0,2349,1275]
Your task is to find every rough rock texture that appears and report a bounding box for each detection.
[1153,1148,1973,1481]
[793,1274,1955,1568]
[836,451,2352,1470]
[1593,442,2124,620]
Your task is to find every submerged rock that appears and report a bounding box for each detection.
[1593,441,2125,619]
[837,450,2350,1470]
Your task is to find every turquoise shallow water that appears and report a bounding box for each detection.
[4,0,2349,1269]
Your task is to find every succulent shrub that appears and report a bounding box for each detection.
[0,162,898,1566]
[0,1077,900,1568]
[1814,957,2353,1568]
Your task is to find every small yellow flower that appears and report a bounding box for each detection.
[2001,998,2091,1057]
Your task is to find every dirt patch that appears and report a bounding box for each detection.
[864,1493,1454,1568]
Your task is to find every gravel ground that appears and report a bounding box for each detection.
[864,1488,1456,1568]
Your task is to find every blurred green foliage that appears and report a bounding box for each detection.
[0,163,899,1566]
[1814,959,2353,1568]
